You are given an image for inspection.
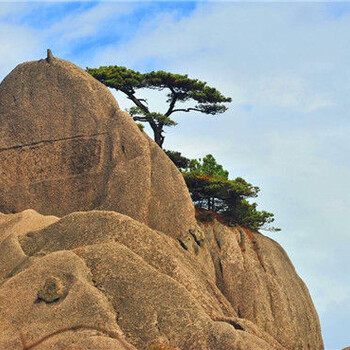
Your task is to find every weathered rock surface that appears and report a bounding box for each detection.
[0,53,195,238]
[0,210,323,349]
[197,219,324,350]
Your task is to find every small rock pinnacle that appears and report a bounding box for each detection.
[46,49,54,63]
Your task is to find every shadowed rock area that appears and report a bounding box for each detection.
[0,53,324,349]
[0,52,195,239]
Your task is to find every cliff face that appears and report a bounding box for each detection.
[0,54,324,350]
[197,220,324,350]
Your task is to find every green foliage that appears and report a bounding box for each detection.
[136,123,145,132]
[187,154,229,179]
[166,151,280,232]
[224,200,277,232]
[86,66,144,93]
[86,66,231,147]
[164,150,191,170]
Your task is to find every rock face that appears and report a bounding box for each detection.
[0,210,324,350]
[0,53,195,238]
[197,219,324,350]
[0,54,324,349]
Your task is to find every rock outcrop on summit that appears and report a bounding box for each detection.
[0,54,324,349]
[0,52,195,238]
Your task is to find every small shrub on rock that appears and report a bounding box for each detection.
[166,151,280,232]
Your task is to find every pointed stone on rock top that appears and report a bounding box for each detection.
[46,49,54,63]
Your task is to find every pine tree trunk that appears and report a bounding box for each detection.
[152,126,165,148]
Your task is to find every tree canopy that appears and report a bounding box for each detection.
[86,66,232,147]
[165,151,280,232]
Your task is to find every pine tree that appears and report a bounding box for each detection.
[166,151,280,232]
[87,66,231,148]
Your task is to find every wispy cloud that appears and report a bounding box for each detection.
[48,3,141,41]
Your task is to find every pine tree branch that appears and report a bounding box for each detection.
[165,86,177,117]
[126,92,150,114]
[170,107,203,114]
[132,116,150,122]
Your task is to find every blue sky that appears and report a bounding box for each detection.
[0,2,349,349]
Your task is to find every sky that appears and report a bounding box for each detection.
[0,1,349,349]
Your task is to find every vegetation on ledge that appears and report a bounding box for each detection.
[165,150,280,232]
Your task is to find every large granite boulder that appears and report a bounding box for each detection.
[0,51,195,238]
[0,210,323,349]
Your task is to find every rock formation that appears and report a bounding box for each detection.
[0,51,195,238]
[0,210,323,350]
[0,53,324,349]
[197,219,324,349]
